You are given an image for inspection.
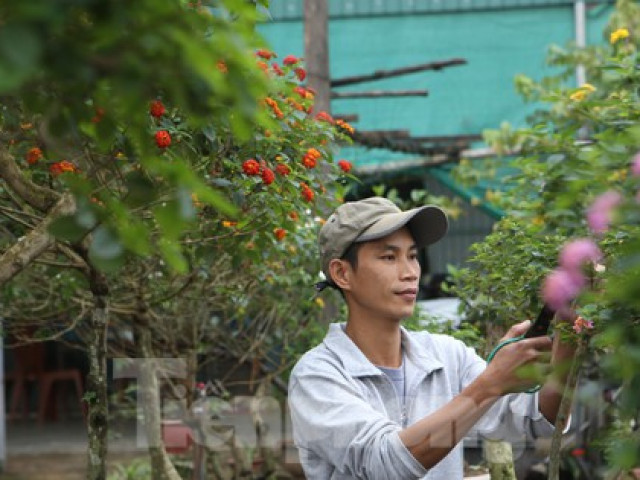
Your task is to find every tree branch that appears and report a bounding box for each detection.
[0,143,60,211]
[331,89,428,99]
[0,193,76,287]
[330,58,467,87]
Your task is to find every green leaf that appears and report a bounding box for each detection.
[153,201,184,240]
[48,215,88,242]
[158,238,187,273]
[0,25,41,93]
[88,226,125,272]
[124,171,158,208]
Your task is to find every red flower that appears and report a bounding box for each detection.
[289,211,299,221]
[271,63,284,76]
[150,100,166,118]
[50,161,77,176]
[274,228,287,241]
[256,49,275,60]
[283,55,299,66]
[301,184,315,202]
[315,111,334,124]
[261,167,275,185]
[294,67,306,82]
[338,159,352,173]
[155,130,172,148]
[242,159,261,176]
[275,164,291,176]
[91,107,105,123]
[26,147,42,165]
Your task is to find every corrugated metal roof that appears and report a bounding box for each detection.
[268,0,612,20]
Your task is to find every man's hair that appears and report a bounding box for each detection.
[340,241,361,271]
[332,242,361,298]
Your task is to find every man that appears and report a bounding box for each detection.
[288,197,574,479]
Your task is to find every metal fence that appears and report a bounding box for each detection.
[268,0,614,20]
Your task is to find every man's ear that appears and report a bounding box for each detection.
[329,258,351,291]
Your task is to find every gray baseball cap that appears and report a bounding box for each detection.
[318,197,448,287]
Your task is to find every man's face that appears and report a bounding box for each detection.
[343,227,420,322]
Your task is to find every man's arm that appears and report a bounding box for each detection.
[399,322,552,469]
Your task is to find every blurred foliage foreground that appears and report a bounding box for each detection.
[0,1,354,478]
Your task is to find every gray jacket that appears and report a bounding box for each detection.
[288,323,555,479]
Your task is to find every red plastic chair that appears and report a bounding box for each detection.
[7,342,85,424]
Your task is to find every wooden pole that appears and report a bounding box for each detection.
[304,0,331,113]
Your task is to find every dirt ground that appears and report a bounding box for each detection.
[0,452,144,480]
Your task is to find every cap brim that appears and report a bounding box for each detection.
[356,205,448,247]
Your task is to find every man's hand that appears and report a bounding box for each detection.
[484,320,553,395]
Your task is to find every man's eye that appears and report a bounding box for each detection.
[381,255,395,261]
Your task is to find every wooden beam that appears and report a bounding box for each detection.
[356,130,411,140]
[331,89,428,99]
[334,114,359,123]
[402,133,483,144]
[331,58,467,87]
[352,130,465,158]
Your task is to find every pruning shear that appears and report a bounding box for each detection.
[486,304,555,393]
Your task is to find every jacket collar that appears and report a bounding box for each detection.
[323,323,443,378]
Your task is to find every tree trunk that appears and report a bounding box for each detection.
[139,327,183,480]
[304,0,330,113]
[86,269,110,480]
[484,439,517,480]
[548,339,586,480]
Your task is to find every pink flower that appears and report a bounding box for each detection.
[632,153,640,177]
[541,268,584,316]
[586,190,622,235]
[559,238,602,273]
[572,316,594,334]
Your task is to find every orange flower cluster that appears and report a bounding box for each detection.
[286,97,306,112]
[315,111,334,124]
[256,60,269,74]
[275,164,291,176]
[302,148,321,169]
[335,119,355,135]
[338,159,353,173]
[216,60,228,74]
[283,55,299,66]
[273,227,287,241]
[26,147,42,165]
[264,97,284,119]
[294,86,314,100]
[256,49,275,60]
[222,220,238,228]
[301,182,314,202]
[50,161,77,176]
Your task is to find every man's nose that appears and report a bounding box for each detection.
[400,258,419,280]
